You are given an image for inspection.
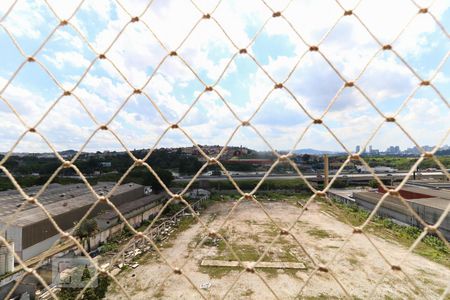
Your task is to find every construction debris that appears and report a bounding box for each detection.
[200,282,211,290]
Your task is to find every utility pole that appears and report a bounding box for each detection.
[324,154,329,187]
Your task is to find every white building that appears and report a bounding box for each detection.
[0,242,14,276]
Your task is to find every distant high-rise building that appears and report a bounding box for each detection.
[386,146,401,155]
[369,145,373,153]
[355,145,361,153]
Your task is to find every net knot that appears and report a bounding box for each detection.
[244,193,252,200]
[419,8,428,14]
[279,155,288,161]
[27,197,37,204]
[60,232,71,242]
[135,159,144,166]
[208,157,218,164]
[203,14,211,19]
[350,154,360,160]
[345,81,354,87]
[208,230,218,237]
[239,48,247,54]
[170,51,178,56]
[272,11,281,17]
[423,151,433,158]
[60,20,68,26]
[274,83,283,89]
[171,124,179,129]
[382,45,392,50]
[353,227,362,234]
[173,267,182,274]
[318,265,328,272]
[426,225,437,233]
[385,116,395,122]
[420,80,430,86]
[280,229,289,235]
[133,89,142,94]
[313,119,322,124]
[99,54,106,59]
[242,120,250,126]
[316,191,326,197]
[27,57,35,62]
[29,127,36,133]
[391,265,401,271]
[131,16,139,22]
[100,124,108,130]
[63,91,71,96]
[205,86,213,92]
[344,10,353,16]
[62,161,72,168]
[388,189,399,196]
[99,196,107,203]
[173,194,182,200]
[309,46,319,51]
[245,263,255,272]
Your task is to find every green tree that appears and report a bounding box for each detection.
[143,168,173,193]
[81,265,91,282]
[74,219,99,252]
[332,179,348,188]
[178,157,202,175]
[368,179,379,188]
[302,154,311,163]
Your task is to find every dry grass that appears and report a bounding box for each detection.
[108,199,449,299]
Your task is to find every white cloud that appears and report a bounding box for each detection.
[0,1,49,40]
[0,0,448,152]
[42,51,90,70]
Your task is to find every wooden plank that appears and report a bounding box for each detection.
[201,259,306,269]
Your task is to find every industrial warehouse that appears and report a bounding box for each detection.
[0,182,168,264]
[328,180,450,240]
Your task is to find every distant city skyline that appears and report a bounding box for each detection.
[2,143,449,156]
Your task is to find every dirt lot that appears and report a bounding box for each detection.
[108,199,449,299]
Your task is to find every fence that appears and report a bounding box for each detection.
[0,0,449,299]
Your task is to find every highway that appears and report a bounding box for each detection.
[174,171,447,182]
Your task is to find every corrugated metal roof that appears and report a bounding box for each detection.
[408,197,449,210]
[401,185,450,200]
[353,192,420,218]
[354,191,449,211]
[0,182,119,218]
[407,180,450,190]
[96,193,167,221]
[5,183,143,227]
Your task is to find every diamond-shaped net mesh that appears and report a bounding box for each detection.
[0,0,449,299]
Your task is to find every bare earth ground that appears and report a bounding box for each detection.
[108,200,449,299]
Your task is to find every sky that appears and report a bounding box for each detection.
[0,0,449,154]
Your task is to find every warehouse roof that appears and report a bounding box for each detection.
[353,191,449,211]
[407,180,450,190]
[353,192,405,207]
[3,183,143,227]
[400,185,450,200]
[0,182,119,218]
[96,193,167,222]
[408,197,449,211]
